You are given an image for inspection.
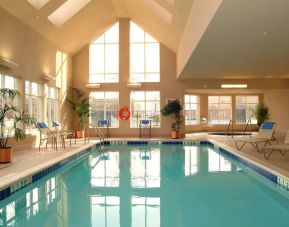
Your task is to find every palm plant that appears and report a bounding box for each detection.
[253,103,269,126]
[66,87,90,130]
[0,88,34,149]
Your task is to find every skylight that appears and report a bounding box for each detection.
[48,0,92,27]
[26,0,51,10]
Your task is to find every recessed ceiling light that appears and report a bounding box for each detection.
[221,84,247,88]
[262,32,267,36]
[48,0,92,27]
[26,0,51,10]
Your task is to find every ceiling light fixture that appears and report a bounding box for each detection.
[221,84,247,89]
[42,74,55,82]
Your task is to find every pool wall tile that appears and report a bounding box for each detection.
[0,142,102,202]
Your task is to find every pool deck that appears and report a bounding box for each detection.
[1,134,289,191]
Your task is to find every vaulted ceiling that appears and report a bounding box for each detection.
[0,0,194,54]
[1,0,289,80]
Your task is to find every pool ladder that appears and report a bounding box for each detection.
[226,120,234,137]
[226,119,253,137]
[84,123,105,146]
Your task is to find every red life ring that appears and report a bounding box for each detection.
[118,107,131,120]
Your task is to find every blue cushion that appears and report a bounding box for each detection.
[140,120,150,125]
[52,121,60,127]
[262,122,274,130]
[37,122,48,129]
[98,119,109,126]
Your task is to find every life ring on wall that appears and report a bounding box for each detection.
[118,107,131,120]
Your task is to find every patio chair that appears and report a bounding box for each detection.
[37,122,64,151]
[139,120,151,138]
[235,121,277,152]
[263,131,289,159]
[52,121,76,146]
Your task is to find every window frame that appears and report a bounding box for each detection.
[235,95,259,124]
[45,86,60,126]
[25,81,42,130]
[130,91,161,128]
[208,95,232,125]
[129,21,160,83]
[89,22,119,84]
[184,94,200,125]
[89,91,119,128]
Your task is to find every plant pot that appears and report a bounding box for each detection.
[0,147,12,163]
[171,131,180,139]
[76,130,84,138]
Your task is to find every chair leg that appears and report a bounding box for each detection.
[235,141,246,150]
[264,149,274,159]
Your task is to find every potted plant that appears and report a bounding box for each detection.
[0,88,34,163]
[66,87,90,138]
[161,99,183,139]
[253,103,269,127]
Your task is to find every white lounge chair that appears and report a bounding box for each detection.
[263,131,289,159]
[235,121,277,152]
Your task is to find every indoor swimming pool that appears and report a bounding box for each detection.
[1,143,289,227]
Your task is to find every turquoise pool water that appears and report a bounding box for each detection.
[1,144,289,227]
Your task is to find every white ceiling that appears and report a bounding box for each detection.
[0,0,194,54]
[179,0,289,79]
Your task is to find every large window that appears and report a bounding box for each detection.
[184,95,199,125]
[0,74,18,107]
[130,21,160,83]
[46,86,59,126]
[89,92,119,128]
[208,96,232,124]
[236,96,259,124]
[0,74,17,89]
[25,81,41,127]
[130,91,160,128]
[89,22,119,83]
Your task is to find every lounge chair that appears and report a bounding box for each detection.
[263,131,289,159]
[235,121,277,152]
[37,122,64,151]
[52,121,76,146]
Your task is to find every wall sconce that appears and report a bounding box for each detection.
[127,82,142,88]
[42,74,55,82]
[0,57,19,69]
[86,83,101,88]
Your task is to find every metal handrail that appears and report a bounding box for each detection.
[243,119,253,137]
[226,120,234,137]
[84,123,105,144]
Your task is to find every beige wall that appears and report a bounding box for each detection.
[0,8,72,150]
